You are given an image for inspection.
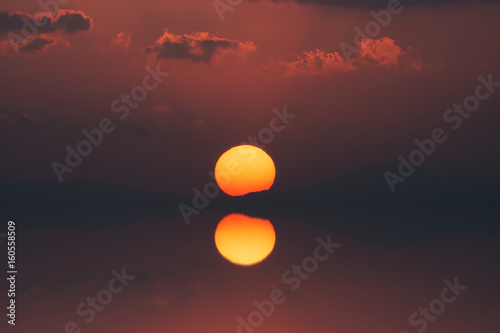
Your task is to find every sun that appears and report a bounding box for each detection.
[214,145,276,196]
[214,213,276,266]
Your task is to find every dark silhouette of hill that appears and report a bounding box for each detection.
[212,162,500,211]
[0,163,498,230]
[0,179,182,228]
[206,163,500,247]
[0,164,498,247]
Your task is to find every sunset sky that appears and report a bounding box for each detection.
[1,0,500,195]
[1,1,500,332]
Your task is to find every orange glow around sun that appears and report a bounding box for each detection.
[214,145,276,196]
[215,213,276,266]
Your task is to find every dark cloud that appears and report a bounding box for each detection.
[18,36,56,54]
[250,0,500,8]
[50,10,93,33]
[0,10,92,55]
[145,30,255,63]
[0,11,22,32]
[0,10,92,35]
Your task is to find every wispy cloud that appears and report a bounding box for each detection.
[145,30,256,63]
[277,37,421,76]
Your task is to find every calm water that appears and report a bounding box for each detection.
[11,210,500,333]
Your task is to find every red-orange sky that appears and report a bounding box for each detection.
[1,0,500,194]
[1,2,500,332]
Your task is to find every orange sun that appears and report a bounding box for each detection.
[214,213,276,266]
[214,145,276,196]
